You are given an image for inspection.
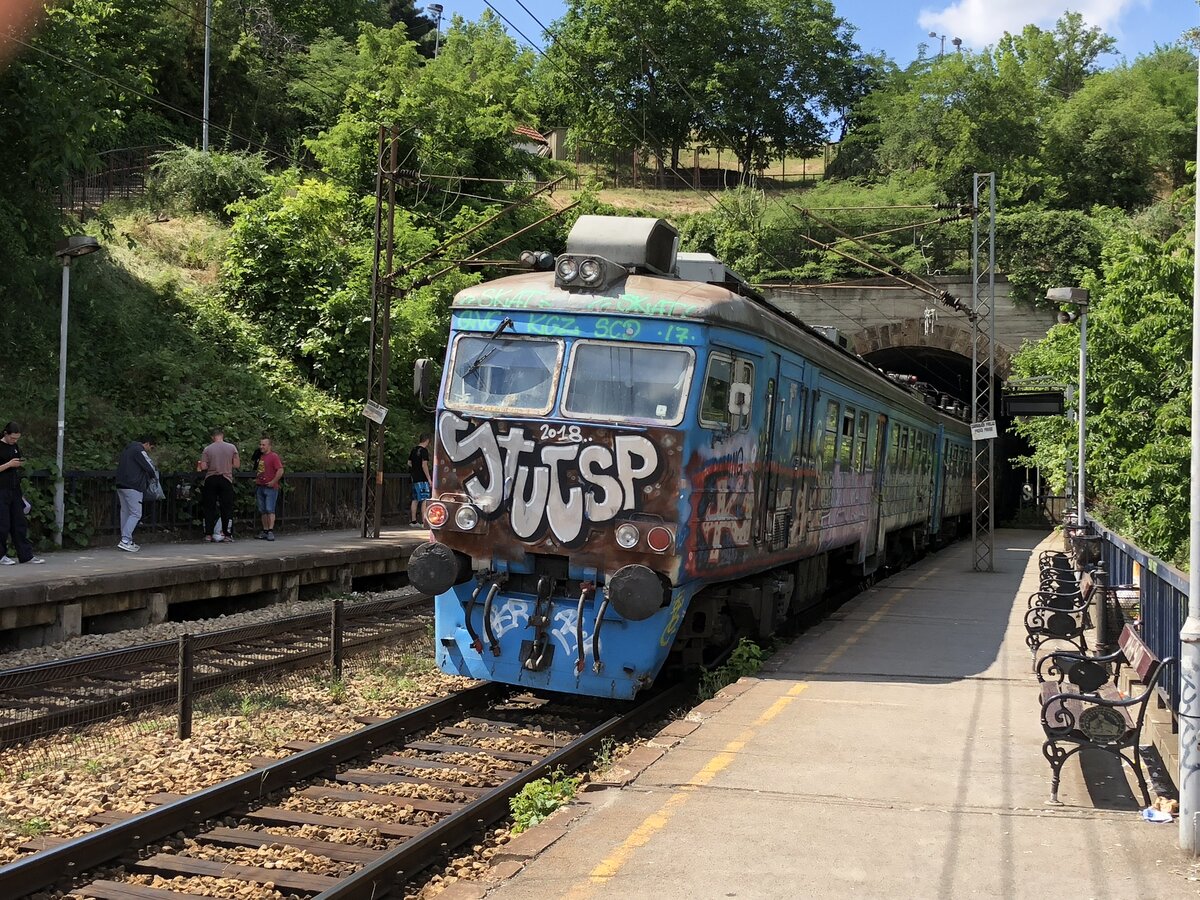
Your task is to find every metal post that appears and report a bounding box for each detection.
[54,259,70,547]
[177,633,194,740]
[331,598,344,678]
[1077,306,1088,526]
[202,0,212,151]
[1180,54,1200,855]
[970,173,996,572]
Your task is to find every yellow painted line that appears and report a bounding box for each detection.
[570,571,927,895]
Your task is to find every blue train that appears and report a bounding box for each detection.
[407,215,973,699]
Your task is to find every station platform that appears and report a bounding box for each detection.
[487,530,1192,898]
[0,528,424,647]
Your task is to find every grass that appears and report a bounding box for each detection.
[698,638,767,701]
[509,769,581,834]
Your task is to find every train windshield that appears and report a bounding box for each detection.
[446,335,563,415]
[563,342,694,424]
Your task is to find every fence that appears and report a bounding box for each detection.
[25,470,412,546]
[57,145,168,218]
[1084,516,1185,713]
[569,139,834,191]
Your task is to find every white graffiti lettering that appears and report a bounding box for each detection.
[490,598,532,638]
[439,412,660,544]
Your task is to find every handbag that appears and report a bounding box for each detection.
[145,476,166,501]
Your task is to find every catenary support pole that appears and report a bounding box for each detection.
[202,0,212,151]
[53,258,70,547]
[1181,55,1200,855]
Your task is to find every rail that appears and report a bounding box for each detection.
[1084,515,1185,713]
[0,680,689,898]
[24,469,413,546]
[0,594,431,748]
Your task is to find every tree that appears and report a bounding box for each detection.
[386,0,438,56]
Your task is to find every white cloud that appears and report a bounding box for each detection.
[917,0,1144,48]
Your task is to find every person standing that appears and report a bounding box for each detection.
[0,422,43,565]
[114,435,158,552]
[198,427,239,543]
[408,433,432,526]
[254,436,284,541]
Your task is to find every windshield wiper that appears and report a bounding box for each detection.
[463,317,514,377]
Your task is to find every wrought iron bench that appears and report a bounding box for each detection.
[1024,569,1103,656]
[1036,624,1172,805]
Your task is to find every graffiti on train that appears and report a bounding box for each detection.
[438,412,661,544]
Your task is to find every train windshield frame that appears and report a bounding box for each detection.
[444,334,564,416]
[562,340,695,425]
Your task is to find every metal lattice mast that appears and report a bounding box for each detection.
[361,126,399,538]
[971,173,997,571]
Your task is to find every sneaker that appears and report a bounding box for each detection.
[256,530,268,540]
[212,534,224,543]
[27,557,45,564]
[118,540,140,553]
[0,556,15,566]
[266,530,275,542]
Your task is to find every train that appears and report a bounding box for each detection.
[406,215,973,699]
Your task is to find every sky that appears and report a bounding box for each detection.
[437,0,1197,65]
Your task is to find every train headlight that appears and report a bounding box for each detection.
[454,505,480,531]
[579,257,603,285]
[426,502,448,528]
[556,257,579,283]
[615,523,640,549]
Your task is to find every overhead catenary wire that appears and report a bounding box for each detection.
[491,1,974,401]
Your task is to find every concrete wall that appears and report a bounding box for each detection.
[764,276,1060,363]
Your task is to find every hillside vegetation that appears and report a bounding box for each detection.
[0,1,1195,558]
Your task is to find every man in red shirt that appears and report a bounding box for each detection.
[254,436,284,541]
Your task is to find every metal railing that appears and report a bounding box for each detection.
[57,144,168,217]
[1085,515,1185,713]
[25,470,413,545]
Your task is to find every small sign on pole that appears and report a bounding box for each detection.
[362,400,388,424]
[971,420,998,441]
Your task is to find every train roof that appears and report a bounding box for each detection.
[452,271,970,433]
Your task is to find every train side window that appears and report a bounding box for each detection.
[700,355,753,431]
[888,427,898,467]
[822,401,839,469]
[840,407,855,467]
[856,412,869,473]
[900,428,910,472]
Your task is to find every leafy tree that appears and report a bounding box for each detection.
[1012,216,1193,564]
[386,0,438,55]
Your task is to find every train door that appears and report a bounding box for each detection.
[866,413,888,561]
[765,360,805,551]
[930,425,946,535]
[754,351,783,546]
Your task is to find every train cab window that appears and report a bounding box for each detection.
[822,401,839,469]
[564,341,694,424]
[446,335,563,415]
[840,407,855,467]
[699,354,754,431]
[856,412,869,473]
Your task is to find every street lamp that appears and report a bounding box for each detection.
[429,4,443,57]
[952,37,963,53]
[1048,286,1090,527]
[52,235,101,547]
[928,31,946,59]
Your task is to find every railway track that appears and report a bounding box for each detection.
[0,680,688,899]
[0,594,432,749]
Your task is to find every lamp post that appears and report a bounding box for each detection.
[952,37,963,53]
[928,31,946,59]
[52,236,101,547]
[202,0,212,151]
[1048,286,1090,527]
[429,4,443,57]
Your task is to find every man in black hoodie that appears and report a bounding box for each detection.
[115,436,158,552]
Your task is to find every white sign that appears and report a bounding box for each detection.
[362,400,389,424]
[971,420,998,441]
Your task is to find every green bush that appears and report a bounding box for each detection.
[147,147,270,220]
[509,769,580,833]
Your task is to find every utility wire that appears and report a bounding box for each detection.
[493,0,974,398]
